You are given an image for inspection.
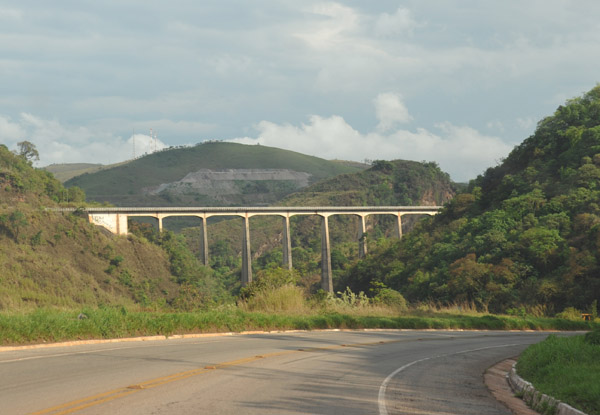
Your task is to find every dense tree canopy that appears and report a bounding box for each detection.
[344,85,600,314]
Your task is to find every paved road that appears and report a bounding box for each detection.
[0,330,550,414]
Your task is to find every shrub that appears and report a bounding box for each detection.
[239,268,299,300]
[239,284,306,313]
[0,210,28,241]
[370,282,408,312]
[590,300,598,319]
[373,288,408,311]
[584,328,600,345]
[322,287,370,311]
[556,307,582,320]
[30,230,43,246]
[110,255,124,267]
[238,268,305,313]
[118,270,133,287]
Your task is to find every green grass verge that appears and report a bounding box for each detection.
[517,334,600,415]
[1,308,597,346]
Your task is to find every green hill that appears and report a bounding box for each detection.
[343,85,600,314]
[65,142,366,207]
[0,145,223,310]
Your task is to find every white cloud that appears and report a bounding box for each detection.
[486,120,505,132]
[432,123,512,178]
[129,133,167,158]
[0,7,22,21]
[229,96,512,182]
[517,117,537,131]
[374,92,413,132]
[0,113,167,166]
[374,7,417,37]
[294,3,360,50]
[0,115,26,142]
[98,118,217,142]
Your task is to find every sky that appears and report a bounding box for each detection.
[1,1,599,182]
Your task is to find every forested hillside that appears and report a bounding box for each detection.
[0,145,224,310]
[344,85,600,314]
[281,159,456,207]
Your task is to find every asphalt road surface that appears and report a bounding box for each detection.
[0,330,551,414]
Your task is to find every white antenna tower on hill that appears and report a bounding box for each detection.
[149,128,154,153]
[149,128,158,153]
[132,128,136,159]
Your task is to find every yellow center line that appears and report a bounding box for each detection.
[30,339,401,414]
[30,388,137,415]
[46,390,139,415]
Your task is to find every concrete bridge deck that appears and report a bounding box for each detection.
[54,206,442,292]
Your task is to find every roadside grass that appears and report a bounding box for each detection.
[0,307,597,346]
[517,333,600,415]
[238,284,308,313]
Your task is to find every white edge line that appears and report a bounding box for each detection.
[377,343,520,415]
[0,339,229,364]
[1,329,564,354]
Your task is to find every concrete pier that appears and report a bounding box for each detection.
[358,215,367,258]
[396,214,403,239]
[282,215,292,270]
[241,215,252,286]
[320,215,333,293]
[200,216,209,266]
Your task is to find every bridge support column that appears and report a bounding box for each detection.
[242,215,252,286]
[157,215,164,233]
[282,215,292,270]
[320,215,333,293]
[200,216,209,266]
[116,214,128,235]
[358,215,367,258]
[89,213,129,235]
[395,214,403,239]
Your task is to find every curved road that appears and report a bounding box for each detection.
[0,330,550,414]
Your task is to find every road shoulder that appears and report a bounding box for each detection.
[485,358,540,415]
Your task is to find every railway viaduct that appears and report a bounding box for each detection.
[73,206,441,292]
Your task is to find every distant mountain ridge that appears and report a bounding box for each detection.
[65,142,367,207]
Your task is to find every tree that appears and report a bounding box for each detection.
[519,227,563,268]
[447,253,492,306]
[16,141,39,163]
[0,210,29,241]
[67,186,86,203]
